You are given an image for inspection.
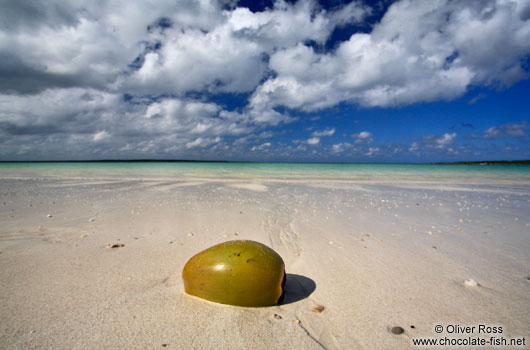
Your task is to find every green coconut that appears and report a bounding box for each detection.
[182,240,285,307]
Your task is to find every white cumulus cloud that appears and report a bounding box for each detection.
[307,137,320,145]
[312,128,336,137]
[251,0,530,111]
[435,133,457,149]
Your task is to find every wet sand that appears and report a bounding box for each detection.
[1,173,529,349]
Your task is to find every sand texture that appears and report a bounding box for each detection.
[1,173,529,349]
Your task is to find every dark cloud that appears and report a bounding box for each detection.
[0,1,78,31]
[0,52,101,94]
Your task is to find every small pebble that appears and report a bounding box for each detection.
[47,214,53,218]
[107,243,125,248]
[311,305,325,313]
[89,218,96,222]
[464,279,478,287]
[391,326,405,335]
[273,313,282,320]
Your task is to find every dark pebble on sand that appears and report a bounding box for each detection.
[311,305,325,313]
[391,326,405,335]
[108,243,125,248]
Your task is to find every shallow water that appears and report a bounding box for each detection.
[1,161,529,182]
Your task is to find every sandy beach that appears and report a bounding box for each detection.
[1,166,529,349]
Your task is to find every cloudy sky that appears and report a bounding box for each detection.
[1,0,529,162]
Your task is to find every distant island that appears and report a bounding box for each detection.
[434,160,530,165]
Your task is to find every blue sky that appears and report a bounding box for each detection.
[0,0,529,162]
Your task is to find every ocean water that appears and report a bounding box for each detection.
[0,162,529,182]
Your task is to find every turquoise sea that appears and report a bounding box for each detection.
[0,162,529,182]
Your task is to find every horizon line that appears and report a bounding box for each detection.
[1,159,529,165]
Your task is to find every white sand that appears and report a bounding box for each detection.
[1,174,529,349]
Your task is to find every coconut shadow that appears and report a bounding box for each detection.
[279,273,316,305]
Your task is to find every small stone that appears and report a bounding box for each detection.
[161,344,168,348]
[464,279,478,287]
[89,217,96,222]
[107,243,125,248]
[311,305,325,313]
[187,232,194,237]
[273,313,282,320]
[47,214,53,218]
[391,326,405,335]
